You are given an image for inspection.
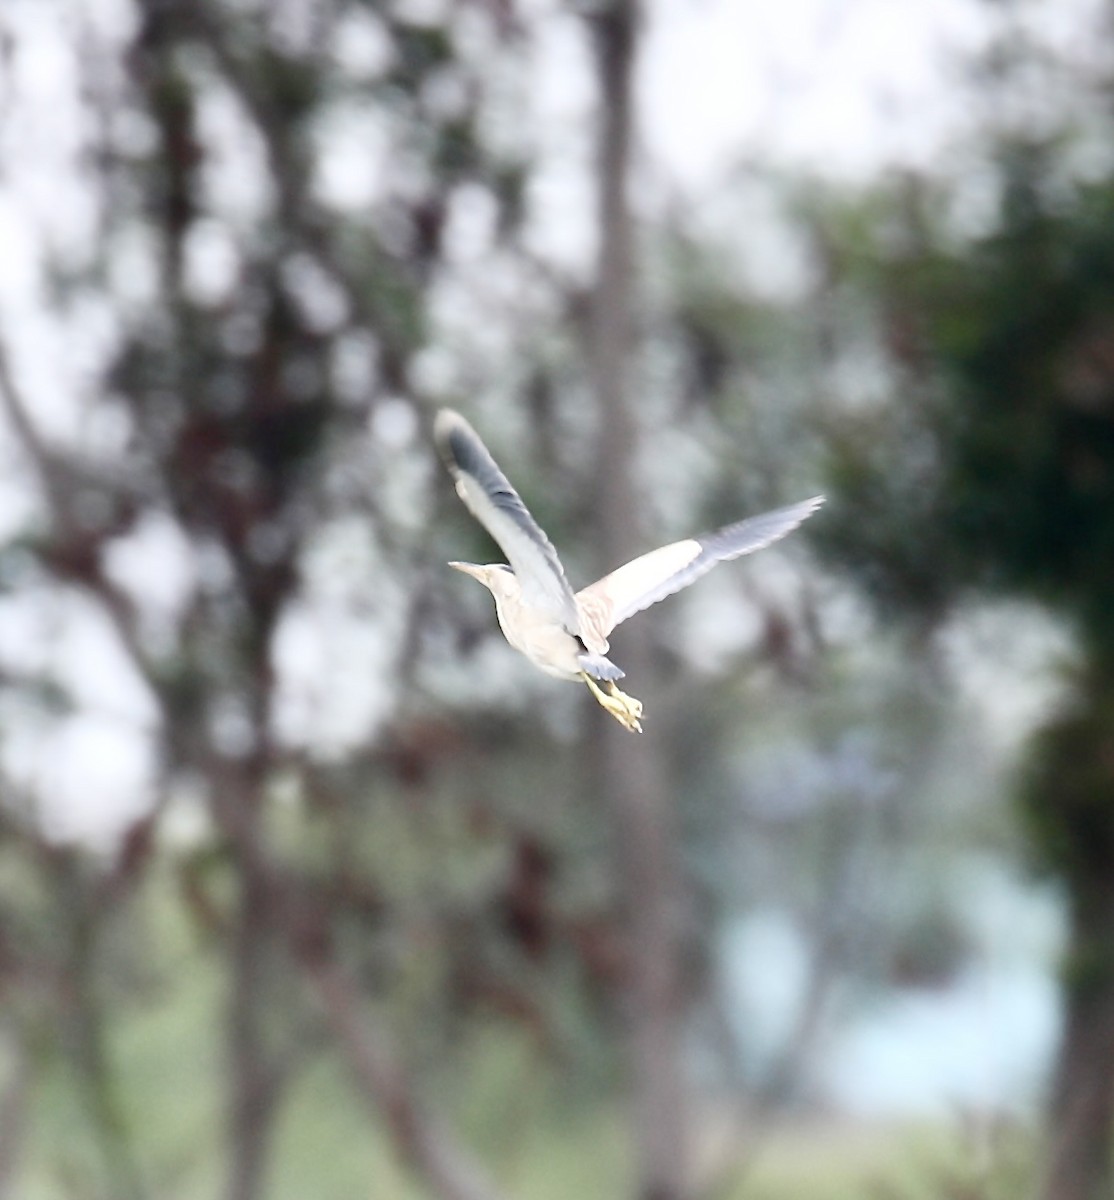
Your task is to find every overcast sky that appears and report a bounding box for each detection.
[645,0,1106,183]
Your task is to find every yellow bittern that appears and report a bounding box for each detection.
[435,409,823,732]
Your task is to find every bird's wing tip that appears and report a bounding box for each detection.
[434,407,466,445]
[788,495,826,524]
[434,409,482,473]
[779,494,826,535]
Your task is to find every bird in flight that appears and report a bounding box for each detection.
[435,409,823,732]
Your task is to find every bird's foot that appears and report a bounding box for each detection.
[582,673,644,733]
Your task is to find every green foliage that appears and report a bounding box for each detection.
[932,179,1114,641]
[808,124,1114,1195]
[817,156,1114,644]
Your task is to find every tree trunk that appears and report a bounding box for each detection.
[587,5,690,1199]
[213,766,284,1200]
[1031,669,1114,1200]
[65,875,146,1200]
[297,949,512,1200]
[0,1041,29,1200]
[1041,889,1114,1200]
[227,863,279,1200]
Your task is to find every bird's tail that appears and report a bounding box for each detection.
[578,652,624,682]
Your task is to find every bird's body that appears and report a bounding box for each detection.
[465,564,588,681]
[435,409,823,731]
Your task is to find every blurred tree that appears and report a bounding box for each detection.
[0,2,869,1199]
[584,2,690,1198]
[813,136,1114,1200]
[0,0,803,1195]
[0,1,539,1197]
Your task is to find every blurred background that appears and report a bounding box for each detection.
[0,0,1112,1198]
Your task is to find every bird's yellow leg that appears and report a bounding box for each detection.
[581,673,644,733]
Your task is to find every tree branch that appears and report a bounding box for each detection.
[290,936,513,1200]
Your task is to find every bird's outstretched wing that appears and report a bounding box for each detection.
[575,496,824,647]
[435,409,581,632]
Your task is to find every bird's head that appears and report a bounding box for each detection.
[448,562,518,601]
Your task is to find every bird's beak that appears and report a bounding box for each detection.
[448,561,485,582]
